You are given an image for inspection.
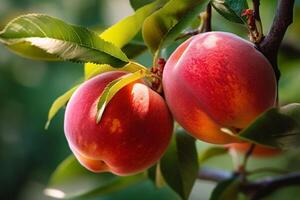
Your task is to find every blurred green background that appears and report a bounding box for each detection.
[0,0,300,200]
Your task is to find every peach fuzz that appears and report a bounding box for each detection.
[162,32,276,144]
[64,71,173,175]
[227,143,281,157]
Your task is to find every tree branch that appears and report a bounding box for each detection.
[258,0,295,82]
[197,167,232,182]
[198,168,300,200]
[243,172,300,200]
[241,143,255,169]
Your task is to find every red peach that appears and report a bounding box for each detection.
[162,32,276,144]
[64,71,173,175]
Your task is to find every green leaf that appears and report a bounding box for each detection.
[239,103,300,150]
[100,0,168,48]
[130,0,156,10]
[160,128,199,200]
[45,155,145,199]
[122,41,147,59]
[84,61,148,80]
[6,42,60,61]
[147,163,166,188]
[210,177,240,200]
[0,14,129,67]
[147,164,157,184]
[142,0,208,54]
[96,66,149,123]
[84,0,168,79]
[199,146,228,163]
[211,0,248,24]
[45,85,79,129]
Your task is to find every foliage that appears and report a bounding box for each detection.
[0,14,129,66]
[160,128,198,200]
[209,177,241,200]
[239,103,300,150]
[211,0,248,24]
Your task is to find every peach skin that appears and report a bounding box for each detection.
[64,71,173,175]
[162,32,276,144]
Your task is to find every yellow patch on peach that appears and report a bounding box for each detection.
[88,142,98,152]
[110,118,122,133]
[190,109,240,144]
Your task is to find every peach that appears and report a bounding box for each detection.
[64,71,173,175]
[227,143,281,157]
[162,32,276,144]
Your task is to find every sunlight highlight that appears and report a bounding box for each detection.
[44,188,66,199]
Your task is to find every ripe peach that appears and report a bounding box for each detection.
[227,143,281,157]
[64,71,173,175]
[162,32,276,144]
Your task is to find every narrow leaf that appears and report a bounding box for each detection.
[96,66,148,123]
[147,164,157,184]
[147,163,166,188]
[210,177,240,200]
[239,103,300,150]
[45,155,145,199]
[122,41,147,59]
[142,0,208,54]
[100,0,168,48]
[0,14,129,66]
[160,128,199,200]
[84,61,147,80]
[199,146,228,163]
[130,0,156,10]
[155,163,167,188]
[211,0,248,24]
[45,85,79,129]
[156,2,206,49]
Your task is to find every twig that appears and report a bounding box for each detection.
[251,0,264,43]
[203,2,212,32]
[197,167,232,182]
[175,30,199,40]
[253,0,261,21]
[241,144,255,169]
[237,144,255,182]
[175,2,212,40]
[247,167,290,176]
[258,0,295,82]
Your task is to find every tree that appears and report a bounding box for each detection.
[0,0,299,199]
